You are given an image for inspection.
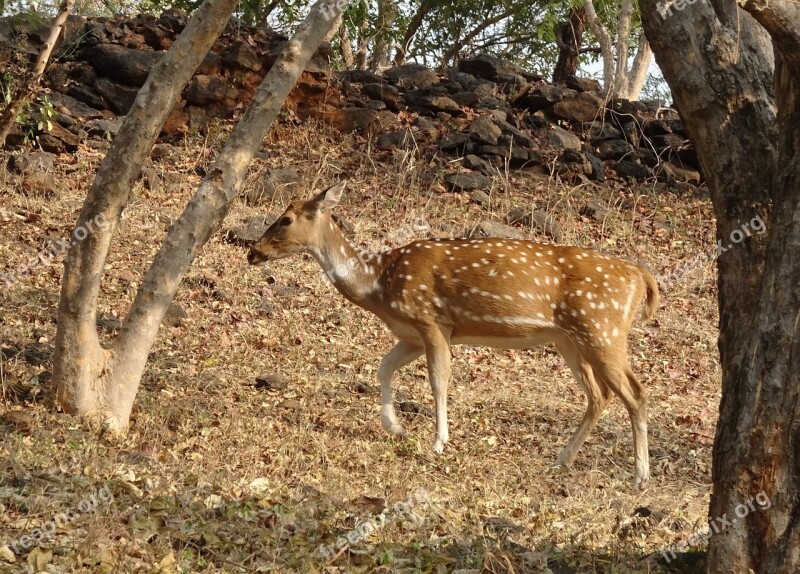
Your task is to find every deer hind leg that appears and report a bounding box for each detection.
[589,352,650,489]
[378,340,424,436]
[554,338,613,468]
[420,325,452,453]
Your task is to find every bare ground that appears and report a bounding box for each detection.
[1,120,721,573]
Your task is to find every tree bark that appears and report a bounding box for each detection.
[612,0,634,95]
[339,20,354,68]
[54,0,345,433]
[0,0,76,147]
[582,0,614,95]
[639,0,800,570]
[552,7,586,84]
[394,0,436,65]
[618,34,652,100]
[369,0,397,71]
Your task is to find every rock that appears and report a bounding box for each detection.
[8,151,57,174]
[85,117,124,137]
[245,169,302,205]
[51,92,104,119]
[222,40,262,71]
[184,74,239,105]
[564,76,602,92]
[94,77,139,114]
[642,119,674,137]
[636,148,659,167]
[140,166,161,190]
[224,215,276,245]
[342,69,384,84]
[164,302,188,327]
[444,172,491,192]
[66,84,107,110]
[506,208,563,241]
[384,64,439,88]
[650,133,686,149]
[471,220,526,240]
[44,122,81,150]
[585,152,605,182]
[458,54,539,83]
[477,145,535,165]
[547,126,582,151]
[361,82,402,111]
[579,200,611,221]
[449,92,480,107]
[514,85,570,112]
[597,139,635,161]
[463,154,493,176]
[20,171,57,196]
[493,119,536,148]
[150,143,172,159]
[376,130,414,150]
[88,43,164,86]
[469,189,492,206]
[440,132,471,152]
[615,160,652,180]
[420,95,462,115]
[585,120,622,141]
[255,374,289,391]
[551,92,605,123]
[469,115,501,145]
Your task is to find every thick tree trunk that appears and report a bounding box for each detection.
[0,0,76,147]
[55,0,345,432]
[639,0,800,570]
[552,7,586,84]
[54,0,241,423]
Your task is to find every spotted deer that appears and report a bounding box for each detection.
[248,182,659,488]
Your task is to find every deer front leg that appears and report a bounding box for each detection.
[378,340,423,436]
[421,326,452,453]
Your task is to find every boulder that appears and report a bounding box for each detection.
[469,115,502,145]
[88,43,164,86]
[93,77,139,114]
[547,126,582,151]
[445,172,491,192]
[384,64,439,88]
[597,139,635,161]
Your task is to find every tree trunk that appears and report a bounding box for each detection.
[394,0,435,65]
[369,0,396,71]
[54,0,345,433]
[617,34,652,100]
[552,7,586,84]
[639,0,800,570]
[582,0,614,95]
[612,0,634,96]
[0,0,76,147]
[339,21,354,68]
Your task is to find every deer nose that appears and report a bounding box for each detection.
[247,250,261,265]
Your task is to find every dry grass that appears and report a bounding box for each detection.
[0,119,720,573]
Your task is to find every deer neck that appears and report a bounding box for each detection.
[308,218,380,305]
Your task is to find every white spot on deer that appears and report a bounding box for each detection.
[612,326,619,337]
[472,262,480,268]
[419,284,428,291]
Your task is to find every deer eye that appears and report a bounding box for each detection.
[279,217,293,226]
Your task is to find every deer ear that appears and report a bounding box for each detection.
[312,181,346,210]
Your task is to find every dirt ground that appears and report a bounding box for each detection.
[1,120,721,573]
